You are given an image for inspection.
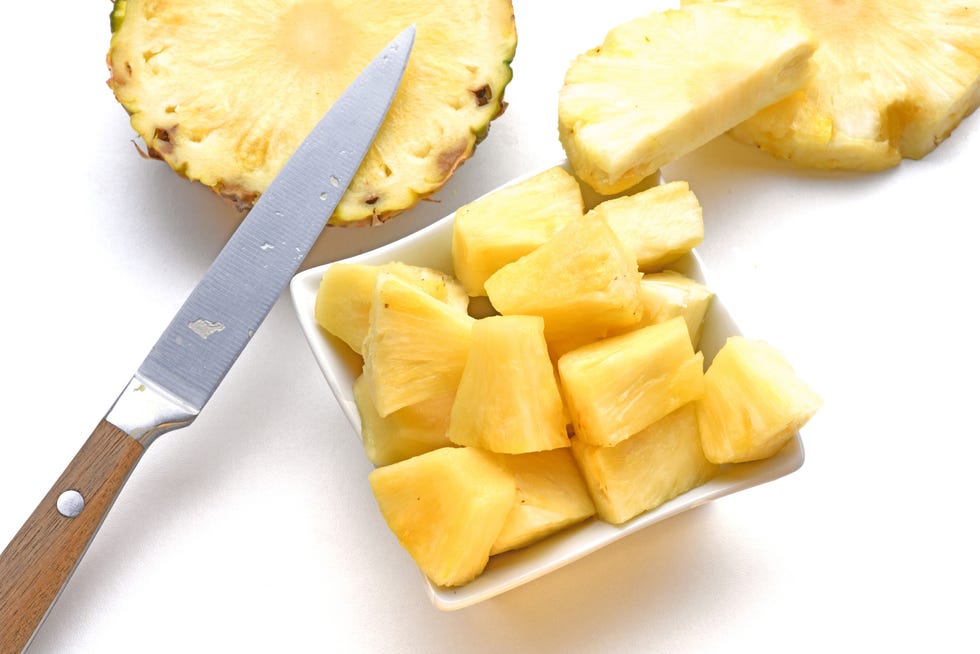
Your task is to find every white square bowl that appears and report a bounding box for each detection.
[289,169,805,611]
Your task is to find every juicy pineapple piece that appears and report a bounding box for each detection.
[490,449,595,555]
[107,0,517,223]
[352,374,455,467]
[634,271,714,347]
[316,262,468,354]
[558,3,816,194]
[571,404,717,525]
[558,317,705,447]
[362,274,474,416]
[452,166,584,296]
[369,447,516,587]
[484,215,643,356]
[448,315,569,454]
[587,181,704,272]
[697,336,821,463]
[689,0,980,170]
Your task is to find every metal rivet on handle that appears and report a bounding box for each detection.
[56,490,85,518]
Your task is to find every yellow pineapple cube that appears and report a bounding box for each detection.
[635,271,714,347]
[352,374,455,467]
[570,404,718,524]
[448,315,569,454]
[697,336,821,463]
[315,261,468,354]
[452,166,585,296]
[368,447,516,587]
[558,316,705,447]
[362,274,474,416]
[484,215,643,356]
[587,181,704,272]
[490,449,596,555]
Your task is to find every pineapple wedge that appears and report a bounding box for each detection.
[448,315,569,454]
[490,449,596,555]
[316,262,468,355]
[484,215,643,356]
[689,0,980,170]
[587,181,704,272]
[452,166,584,296]
[571,404,717,525]
[369,447,516,587]
[362,274,474,416]
[697,336,821,463]
[352,374,455,467]
[558,3,816,194]
[634,271,714,348]
[558,317,705,447]
[108,0,517,223]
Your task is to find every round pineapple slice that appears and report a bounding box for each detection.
[107,0,516,224]
[686,0,980,170]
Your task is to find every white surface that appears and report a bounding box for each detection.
[290,204,805,610]
[1,2,978,652]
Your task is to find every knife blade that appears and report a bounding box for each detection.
[0,25,415,653]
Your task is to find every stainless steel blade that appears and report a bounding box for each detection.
[106,26,415,444]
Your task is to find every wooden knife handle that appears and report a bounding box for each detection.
[0,420,144,653]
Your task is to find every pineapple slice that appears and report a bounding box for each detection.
[448,315,569,454]
[697,336,821,463]
[490,449,596,555]
[316,262,468,355]
[368,447,516,587]
[689,0,980,170]
[557,3,816,194]
[634,271,714,348]
[558,317,705,447]
[452,166,584,296]
[484,215,643,356]
[352,374,455,467]
[571,404,717,525]
[107,0,517,223]
[362,274,474,416]
[587,181,704,272]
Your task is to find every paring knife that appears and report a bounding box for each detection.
[0,26,415,652]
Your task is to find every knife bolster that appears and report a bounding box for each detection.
[104,375,199,447]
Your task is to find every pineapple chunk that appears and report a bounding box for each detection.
[558,3,816,194]
[352,374,455,467]
[316,262,468,355]
[697,336,821,463]
[448,315,569,454]
[690,0,980,170]
[452,166,584,296]
[490,449,596,555]
[635,271,714,347]
[571,404,717,525]
[368,447,516,587]
[587,181,704,272]
[484,215,643,356]
[558,317,705,447]
[362,274,474,416]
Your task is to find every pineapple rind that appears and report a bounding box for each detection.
[571,404,717,525]
[697,336,821,463]
[368,447,516,587]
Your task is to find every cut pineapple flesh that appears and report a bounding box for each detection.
[571,404,717,525]
[697,336,821,463]
[633,271,714,348]
[557,3,816,194]
[448,315,569,454]
[362,274,474,416]
[369,447,516,587]
[352,374,455,467]
[490,449,595,555]
[316,262,468,355]
[107,0,517,223]
[452,166,584,296]
[687,0,980,170]
[586,181,704,272]
[558,317,705,447]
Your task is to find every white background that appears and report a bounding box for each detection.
[2,1,978,652]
